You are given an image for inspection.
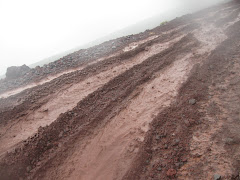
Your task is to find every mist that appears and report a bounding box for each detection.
[0,0,229,77]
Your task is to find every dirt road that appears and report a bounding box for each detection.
[0,1,240,180]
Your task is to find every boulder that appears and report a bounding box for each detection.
[6,64,31,79]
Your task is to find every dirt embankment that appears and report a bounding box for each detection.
[0,1,240,180]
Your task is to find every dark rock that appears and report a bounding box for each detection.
[26,166,31,173]
[214,174,221,180]
[6,64,31,80]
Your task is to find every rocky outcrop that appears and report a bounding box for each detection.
[6,64,30,80]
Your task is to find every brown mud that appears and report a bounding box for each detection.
[0,1,240,180]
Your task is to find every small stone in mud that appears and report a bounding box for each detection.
[157,167,162,171]
[175,162,184,168]
[59,132,63,138]
[164,144,168,149]
[26,166,31,173]
[184,119,191,127]
[174,139,180,145]
[156,135,160,140]
[224,138,234,145]
[214,174,221,180]
[189,99,196,105]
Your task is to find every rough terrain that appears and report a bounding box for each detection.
[0,1,240,180]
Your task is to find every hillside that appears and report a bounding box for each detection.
[0,1,240,179]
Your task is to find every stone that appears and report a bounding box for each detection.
[225,138,234,145]
[6,64,31,79]
[59,132,63,138]
[26,166,31,173]
[214,174,221,180]
[189,99,196,105]
[156,135,160,140]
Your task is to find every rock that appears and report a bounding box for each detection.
[26,166,31,173]
[157,167,162,171]
[166,168,177,177]
[225,138,234,145]
[59,132,63,138]
[175,162,184,168]
[164,144,168,149]
[189,99,196,105]
[6,64,31,79]
[174,139,180,146]
[184,119,191,127]
[214,174,221,180]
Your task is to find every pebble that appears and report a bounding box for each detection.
[214,174,221,180]
[189,99,196,105]
[156,135,160,140]
[225,138,234,145]
[26,166,31,173]
[164,144,168,149]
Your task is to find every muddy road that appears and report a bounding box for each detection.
[0,1,240,180]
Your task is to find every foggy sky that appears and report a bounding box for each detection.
[0,0,227,76]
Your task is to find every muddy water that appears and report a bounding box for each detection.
[42,52,196,180]
[0,36,182,157]
[40,15,233,180]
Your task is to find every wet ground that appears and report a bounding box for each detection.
[0,1,240,180]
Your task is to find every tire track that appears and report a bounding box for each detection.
[0,34,183,157]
